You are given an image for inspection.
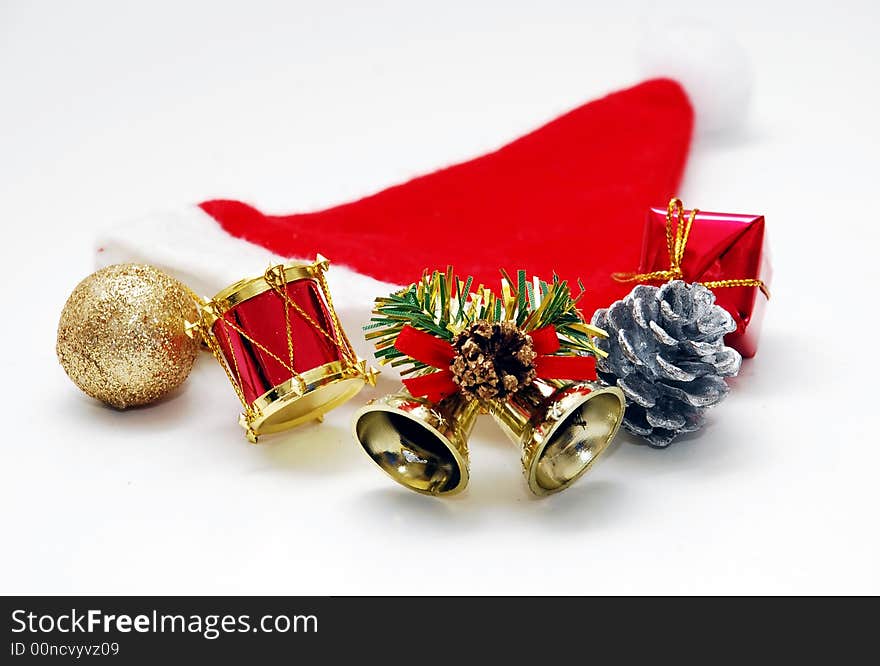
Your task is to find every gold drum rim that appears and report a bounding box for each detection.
[244,359,368,435]
[210,259,327,314]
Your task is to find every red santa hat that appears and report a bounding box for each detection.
[96,78,694,368]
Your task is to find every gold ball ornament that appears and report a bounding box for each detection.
[56,263,201,408]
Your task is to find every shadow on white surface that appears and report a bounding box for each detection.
[352,466,630,535]
[605,425,740,478]
[353,487,473,531]
[692,125,770,151]
[527,480,630,533]
[60,377,201,432]
[730,330,815,395]
[256,422,363,475]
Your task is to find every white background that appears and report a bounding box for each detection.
[2,0,878,594]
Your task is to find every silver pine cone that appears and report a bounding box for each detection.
[591,281,741,447]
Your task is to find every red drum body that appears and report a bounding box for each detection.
[204,258,373,442]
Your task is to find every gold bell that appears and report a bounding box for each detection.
[352,391,479,496]
[490,379,625,496]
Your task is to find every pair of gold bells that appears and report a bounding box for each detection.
[355,380,624,497]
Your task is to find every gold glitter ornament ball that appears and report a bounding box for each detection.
[56,264,201,409]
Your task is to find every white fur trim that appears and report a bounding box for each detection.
[95,205,401,374]
[637,19,753,136]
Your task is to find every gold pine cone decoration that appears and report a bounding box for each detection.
[450,320,537,401]
[56,264,201,409]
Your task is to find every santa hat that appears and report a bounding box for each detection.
[96,78,694,368]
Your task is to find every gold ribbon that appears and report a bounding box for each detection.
[612,198,770,299]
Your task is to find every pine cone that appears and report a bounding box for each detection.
[450,321,537,401]
[591,281,741,447]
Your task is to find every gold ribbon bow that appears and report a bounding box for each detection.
[613,198,770,299]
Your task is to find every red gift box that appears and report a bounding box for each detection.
[635,201,771,358]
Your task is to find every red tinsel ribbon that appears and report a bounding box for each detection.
[395,324,596,403]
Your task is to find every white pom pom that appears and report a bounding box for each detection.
[637,20,754,136]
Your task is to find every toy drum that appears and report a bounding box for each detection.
[200,256,376,442]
